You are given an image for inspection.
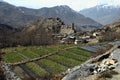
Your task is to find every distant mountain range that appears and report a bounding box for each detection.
[0,2,102,30]
[0,2,39,28]
[80,4,120,25]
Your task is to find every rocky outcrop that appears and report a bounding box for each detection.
[62,45,119,80]
[1,62,21,80]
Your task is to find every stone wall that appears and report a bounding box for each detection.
[1,62,21,80]
[60,25,74,35]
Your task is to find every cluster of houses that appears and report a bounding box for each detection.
[57,25,103,45]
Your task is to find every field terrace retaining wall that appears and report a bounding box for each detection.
[10,46,77,66]
[0,62,21,80]
[62,44,119,80]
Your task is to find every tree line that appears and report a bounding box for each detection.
[0,25,54,48]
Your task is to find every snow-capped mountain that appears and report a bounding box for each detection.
[80,4,120,25]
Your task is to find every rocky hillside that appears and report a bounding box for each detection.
[21,18,67,45]
[0,2,102,30]
[0,18,74,48]
[101,20,120,33]
[106,20,120,31]
[80,4,120,25]
[90,20,120,43]
[22,18,64,34]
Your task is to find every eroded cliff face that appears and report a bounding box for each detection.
[62,45,120,80]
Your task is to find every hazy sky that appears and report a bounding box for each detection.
[3,0,120,11]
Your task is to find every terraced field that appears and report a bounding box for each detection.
[3,45,92,80]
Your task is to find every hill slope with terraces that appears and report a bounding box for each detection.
[2,45,92,80]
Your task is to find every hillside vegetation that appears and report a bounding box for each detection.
[0,18,65,48]
[99,20,120,42]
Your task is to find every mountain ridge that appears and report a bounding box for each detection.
[18,5,102,30]
[0,2,40,28]
[0,2,102,30]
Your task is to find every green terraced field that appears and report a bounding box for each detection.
[26,62,49,77]
[48,55,82,67]
[3,52,26,63]
[3,45,92,79]
[38,59,68,74]
[68,48,92,57]
[58,50,88,61]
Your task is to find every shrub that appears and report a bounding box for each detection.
[98,70,119,80]
[99,32,120,42]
